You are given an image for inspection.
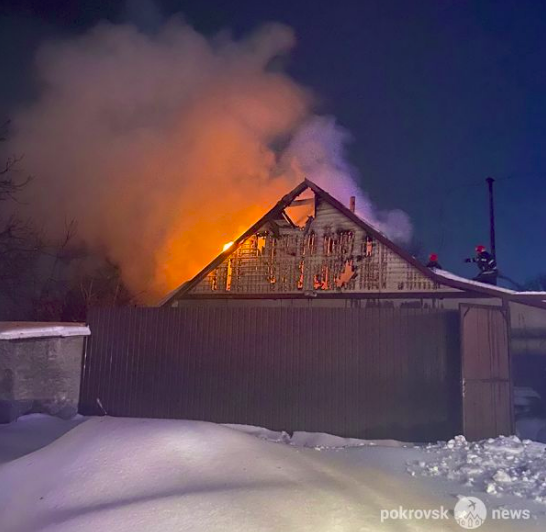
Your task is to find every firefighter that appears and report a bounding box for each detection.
[465,244,498,285]
[426,253,442,269]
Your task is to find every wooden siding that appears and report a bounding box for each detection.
[189,198,449,296]
[81,306,461,441]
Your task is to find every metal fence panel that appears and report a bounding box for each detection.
[81,306,461,440]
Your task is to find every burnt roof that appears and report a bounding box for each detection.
[160,179,546,308]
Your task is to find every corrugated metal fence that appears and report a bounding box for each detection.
[80,306,460,440]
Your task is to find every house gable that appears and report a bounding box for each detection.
[189,196,440,294]
[164,179,461,302]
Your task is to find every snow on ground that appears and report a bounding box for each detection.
[0,322,90,340]
[0,414,85,465]
[1,416,545,531]
[224,424,407,449]
[409,434,546,503]
[288,431,407,449]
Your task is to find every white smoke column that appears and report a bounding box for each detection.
[280,116,413,243]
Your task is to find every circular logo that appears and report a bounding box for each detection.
[454,497,487,529]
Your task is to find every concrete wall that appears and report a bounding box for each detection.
[0,336,85,423]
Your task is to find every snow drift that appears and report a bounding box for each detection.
[2,417,545,531]
[0,417,386,532]
[409,434,546,504]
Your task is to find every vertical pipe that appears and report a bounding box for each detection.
[486,177,496,259]
[349,196,356,213]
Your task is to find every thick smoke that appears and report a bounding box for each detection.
[7,17,412,301]
[280,116,412,242]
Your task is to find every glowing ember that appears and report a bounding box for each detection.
[223,241,234,252]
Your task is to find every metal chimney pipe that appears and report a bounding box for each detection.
[349,196,356,213]
[486,177,496,260]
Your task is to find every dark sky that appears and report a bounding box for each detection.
[1,0,545,285]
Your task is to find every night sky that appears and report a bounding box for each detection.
[1,0,545,286]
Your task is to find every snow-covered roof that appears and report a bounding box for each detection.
[0,322,91,340]
[432,269,518,294]
[431,269,546,305]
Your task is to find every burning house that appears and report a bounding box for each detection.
[81,180,546,441]
[162,179,444,301]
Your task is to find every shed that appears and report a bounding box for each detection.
[0,322,90,422]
